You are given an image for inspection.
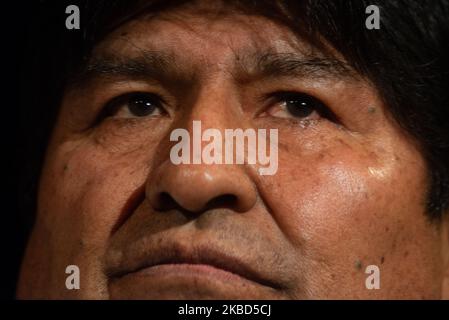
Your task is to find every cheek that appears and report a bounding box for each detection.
[271,144,409,250]
[265,131,416,242]
[260,131,439,297]
[31,122,168,297]
[38,117,171,236]
[35,142,153,297]
[37,140,155,249]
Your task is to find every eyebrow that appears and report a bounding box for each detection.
[70,51,190,88]
[69,49,358,89]
[235,51,358,82]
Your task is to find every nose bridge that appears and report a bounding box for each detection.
[145,77,257,214]
[192,75,242,128]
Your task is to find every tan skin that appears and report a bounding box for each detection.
[18,2,449,299]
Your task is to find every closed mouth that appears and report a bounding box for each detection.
[106,241,283,290]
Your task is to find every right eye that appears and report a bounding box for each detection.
[101,92,165,119]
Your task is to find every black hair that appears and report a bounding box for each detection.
[19,0,449,237]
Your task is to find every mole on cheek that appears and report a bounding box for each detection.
[367,107,376,114]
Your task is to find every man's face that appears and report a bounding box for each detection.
[18,2,449,299]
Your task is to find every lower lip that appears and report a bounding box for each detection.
[109,263,281,299]
[131,263,254,284]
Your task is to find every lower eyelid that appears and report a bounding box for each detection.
[114,107,164,118]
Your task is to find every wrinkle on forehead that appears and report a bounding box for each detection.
[79,7,361,92]
[95,1,341,65]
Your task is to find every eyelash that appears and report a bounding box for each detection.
[266,91,339,123]
[94,92,167,124]
[94,90,338,126]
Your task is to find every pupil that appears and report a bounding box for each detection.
[129,95,156,117]
[286,98,314,118]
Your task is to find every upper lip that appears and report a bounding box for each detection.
[106,239,281,289]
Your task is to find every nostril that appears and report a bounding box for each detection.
[157,192,239,213]
[205,194,238,211]
[157,192,178,211]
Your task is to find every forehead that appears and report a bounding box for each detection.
[84,5,359,87]
[93,5,325,68]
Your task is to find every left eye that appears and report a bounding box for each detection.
[267,92,329,121]
[123,93,163,117]
[284,93,317,118]
[127,94,158,117]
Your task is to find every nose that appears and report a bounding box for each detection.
[147,79,258,214]
[147,161,257,214]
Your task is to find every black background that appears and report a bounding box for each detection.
[3,0,37,300]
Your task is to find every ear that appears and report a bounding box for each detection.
[442,213,449,300]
